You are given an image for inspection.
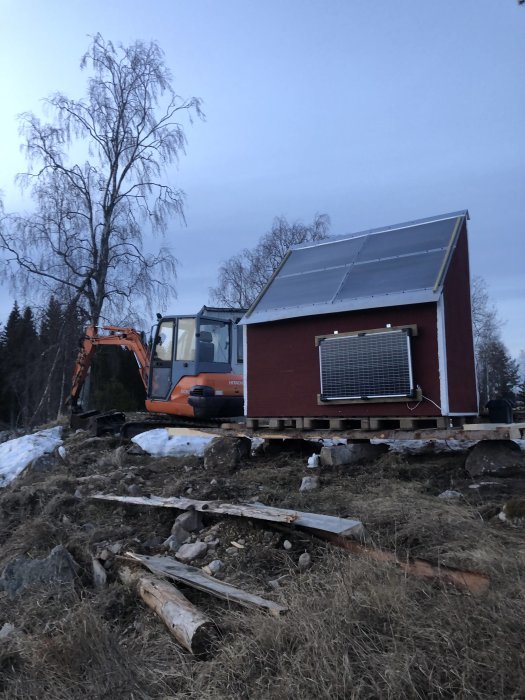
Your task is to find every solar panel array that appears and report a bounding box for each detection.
[243,212,467,324]
[319,330,413,400]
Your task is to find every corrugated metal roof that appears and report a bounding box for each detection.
[241,211,469,325]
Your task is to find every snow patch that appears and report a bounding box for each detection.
[132,429,215,457]
[0,427,63,488]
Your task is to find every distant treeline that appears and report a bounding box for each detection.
[0,299,145,429]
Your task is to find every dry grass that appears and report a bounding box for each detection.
[3,552,523,699]
[1,434,525,698]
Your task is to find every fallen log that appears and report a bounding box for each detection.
[91,494,364,538]
[119,566,215,653]
[122,552,287,616]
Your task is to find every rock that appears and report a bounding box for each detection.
[92,558,107,589]
[283,539,293,550]
[210,478,218,485]
[307,453,320,468]
[202,559,224,576]
[163,524,191,552]
[465,440,525,478]
[0,545,79,597]
[127,443,147,456]
[108,542,123,555]
[438,490,462,500]
[175,541,208,563]
[298,552,312,572]
[29,454,58,473]
[98,548,111,561]
[203,436,252,471]
[126,483,142,496]
[0,623,17,641]
[300,476,319,492]
[205,538,220,548]
[57,445,67,462]
[225,546,239,555]
[320,442,388,467]
[268,574,291,590]
[499,499,525,526]
[174,509,204,533]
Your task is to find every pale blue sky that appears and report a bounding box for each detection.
[0,0,523,354]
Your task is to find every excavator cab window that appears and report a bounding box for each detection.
[150,320,175,399]
[153,320,175,362]
[198,319,230,364]
[176,318,197,361]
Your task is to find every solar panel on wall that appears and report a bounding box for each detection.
[319,329,414,400]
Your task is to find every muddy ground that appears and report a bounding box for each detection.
[0,428,524,699]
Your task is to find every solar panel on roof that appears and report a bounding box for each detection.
[242,211,468,324]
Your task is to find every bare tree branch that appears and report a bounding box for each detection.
[0,33,203,325]
[210,214,330,308]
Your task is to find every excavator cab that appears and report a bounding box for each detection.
[146,309,244,419]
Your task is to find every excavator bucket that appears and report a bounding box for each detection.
[70,409,126,436]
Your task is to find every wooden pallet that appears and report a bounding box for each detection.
[245,415,450,431]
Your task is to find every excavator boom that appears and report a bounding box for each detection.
[70,325,150,409]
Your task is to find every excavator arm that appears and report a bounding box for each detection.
[69,325,150,409]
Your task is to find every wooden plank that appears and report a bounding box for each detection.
[240,427,523,442]
[119,566,215,652]
[314,534,490,595]
[122,553,287,616]
[462,422,525,431]
[91,494,298,523]
[92,493,364,538]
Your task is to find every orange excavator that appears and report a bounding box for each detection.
[69,307,245,435]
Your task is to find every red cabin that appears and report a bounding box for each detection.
[241,211,478,428]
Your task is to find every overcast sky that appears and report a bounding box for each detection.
[0,0,523,354]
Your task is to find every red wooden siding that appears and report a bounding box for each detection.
[246,303,442,417]
[442,224,478,413]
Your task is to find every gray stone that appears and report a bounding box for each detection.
[29,454,58,473]
[108,542,123,555]
[203,559,224,575]
[175,541,208,563]
[92,558,107,589]
[127,443,147,456]
[126,483,142,496]
[174,509,204,533]
[225,546,239,555]
[0,545,79,597]
[438,490,462,500]
[268,574,291,590]
[298,552,312,573]
[320,442,388,467]
[300,476,319,492]
[283,539,293,550]
[465,440,525,478]
[203,436,252,471]
[0,623,16,641]
[164,524,191,552]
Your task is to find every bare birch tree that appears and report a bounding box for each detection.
[0,34,202,325]
[210,213,330,308]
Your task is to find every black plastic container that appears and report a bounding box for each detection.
[486,399,513,424]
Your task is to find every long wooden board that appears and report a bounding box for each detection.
[91,494,297,523]
[91,494,364,537]
[123,552,287,616]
